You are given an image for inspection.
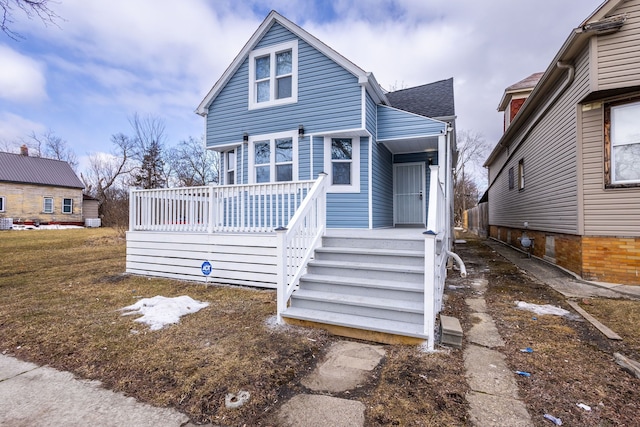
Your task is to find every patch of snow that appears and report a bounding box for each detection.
[121,295,209,330]
[12,224,84,230]
[515,301,571,317]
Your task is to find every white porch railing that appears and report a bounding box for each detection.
[424,165,450,350]
[129,180,316,233]
[276,173,328,322]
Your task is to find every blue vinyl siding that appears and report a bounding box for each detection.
[365,92,377,140]
[298,135,311,180]
[206,23,362,148]
[327,136,369,228]
[377,105,445,141]
[312,135,324,177]
[394,152,438,223]
[372,141,393,228]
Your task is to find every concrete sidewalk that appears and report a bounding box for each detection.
[483,238,640,300]
[0,355,191,427]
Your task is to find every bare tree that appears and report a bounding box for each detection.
[169,136,219,187]
[81,133,136,228]
[1,0,59,40]
[454,130,490,224]
[28,129,78,170]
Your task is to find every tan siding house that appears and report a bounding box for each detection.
[485,0,640,285]
[0,148,85,226]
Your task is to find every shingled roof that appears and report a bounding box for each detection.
[0,152,84,189]
[386,78,455,119]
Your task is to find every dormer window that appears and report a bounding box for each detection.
[248,40,298,110]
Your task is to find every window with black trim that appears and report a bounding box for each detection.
[605,98,640,186]
[62,198,73,214]
[518,158,525,190]
[0,196,5,212]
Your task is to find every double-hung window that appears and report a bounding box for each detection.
[62,198,73,214]
[324,136,361,193]
[249,131,298,183]
[248,40,298,109]
[606,99,640,186]
[518,159,525,190]
[226,150,236,185]
[43,197,53,213]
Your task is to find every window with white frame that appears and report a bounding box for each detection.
[62,198,73,214]
[248,131,298,183]
[0,196,5,212]
[248,40,298,109]
[605,99,640,186]
[226,149,236,185]
[518,158,525,190]
[324,136,360,193]
[43,197,53,213]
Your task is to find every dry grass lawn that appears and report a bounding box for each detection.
[0,228,470,426]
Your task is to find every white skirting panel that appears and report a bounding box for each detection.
[126,231,278,288]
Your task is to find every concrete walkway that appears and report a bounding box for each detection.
[0,355,191,427]
[277,340,385,427]
[462,272,533,426]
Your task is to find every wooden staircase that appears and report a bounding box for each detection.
[281,233,428,344]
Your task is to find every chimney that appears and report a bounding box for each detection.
[20,145,29,156]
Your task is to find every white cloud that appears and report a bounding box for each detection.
[0,44,47,103]
[0,112,45,145]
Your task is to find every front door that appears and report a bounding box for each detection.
[393,163,425,226]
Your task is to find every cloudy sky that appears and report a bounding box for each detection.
[0,0,604,175]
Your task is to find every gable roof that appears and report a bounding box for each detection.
[497,72,543,111]
[196,10,388,115]
[386,78,455,120]
[0,152,84,189]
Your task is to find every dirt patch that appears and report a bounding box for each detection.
[453,233,640,427]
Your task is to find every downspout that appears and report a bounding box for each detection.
[447,250,467,278]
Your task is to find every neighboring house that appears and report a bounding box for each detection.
[127,11,458,347]
[0,147,85,226]
[484,0,640,286]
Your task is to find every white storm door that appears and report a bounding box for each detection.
[393,163,425,226]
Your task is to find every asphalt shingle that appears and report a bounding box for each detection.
[386,78,455,119]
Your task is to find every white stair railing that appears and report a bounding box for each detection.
[424,165,449,350]
[276,173,328,322]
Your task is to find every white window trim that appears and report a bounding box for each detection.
[324,136,361,193]
[43,197,53,214]
[247,130,299,184]
[610,100,640,184]
[248,40,298,110]
[226,148,236,185]
[62,198,73,214]
[0,196,5,212]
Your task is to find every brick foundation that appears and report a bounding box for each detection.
[489,226,640,286]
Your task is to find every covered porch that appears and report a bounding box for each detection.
[126,164,454,348]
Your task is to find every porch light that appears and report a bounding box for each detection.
[243,132,249,142]
[298,125,304,136]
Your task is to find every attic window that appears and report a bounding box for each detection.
[248,40,298,110]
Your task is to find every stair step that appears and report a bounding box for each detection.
[314,247,424,266]
[307,259,423,283]
[322,236,423,251]
[299,273,423,294]
[281,307,428,339]
[291,289,423,313]
[291,289,423,323]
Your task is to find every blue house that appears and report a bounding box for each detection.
[127,11,459,348]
